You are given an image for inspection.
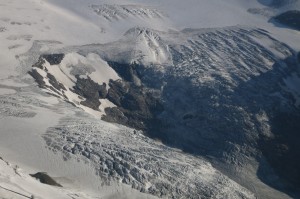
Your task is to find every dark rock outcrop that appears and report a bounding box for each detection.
[73,75,107,99]
[47,73,66,91]
[72,75,108,110]
[28,69,46,88]
[41,54,65,65]
[32,57,45,70]
[30,172,62,187]
[102,62,164,131]
[103,77,164,131]
[107,62,141,85]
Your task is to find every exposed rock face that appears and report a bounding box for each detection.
[30,172,62,187]
[76,76,107,99]
[29,53,113,112]
[47,73,66,91]
[41,54,65,65]
[29,55,68,98]
[29,55,164,125]
[32,57,45,69]
[28,69,46,88]
[103,63,164,131]
[73,75,107,110]
[107,62,141,86]
[273,10,300,30]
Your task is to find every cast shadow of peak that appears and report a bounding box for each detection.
[269,10,300,31]
[258,0,298,8]
[234,53,300,197]
[148,51,300,197]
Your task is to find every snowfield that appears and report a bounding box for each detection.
[0,157,90,199]
[0,0,299,198]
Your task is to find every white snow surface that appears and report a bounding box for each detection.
[43,0,300,50]
[0,0,299,198]
[0,157,89,199]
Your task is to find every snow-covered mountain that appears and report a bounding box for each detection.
[0,0,299,198]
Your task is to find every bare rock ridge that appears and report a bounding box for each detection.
[28,69,46,88]
[29,54,66,94]
[29,54,164,132]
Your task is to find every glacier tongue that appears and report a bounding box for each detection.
[43,113,256,199]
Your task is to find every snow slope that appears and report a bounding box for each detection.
[0,157,90,199]
[44,0,300,49]
[0,0,299,198]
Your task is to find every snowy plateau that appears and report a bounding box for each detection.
[0,0,300,198]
